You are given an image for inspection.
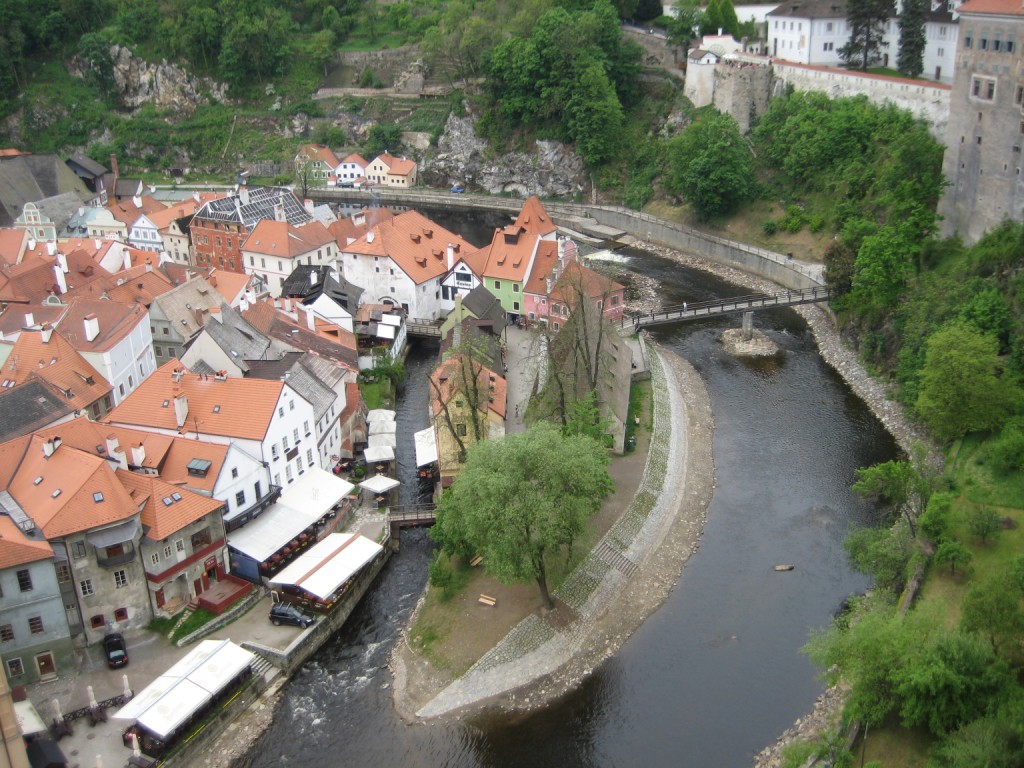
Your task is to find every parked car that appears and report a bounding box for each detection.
[450,184,465,193]
[102,633,129,668]
[269,602,315,628]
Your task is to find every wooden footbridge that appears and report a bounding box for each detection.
[618,286,831,333]
[387,503,437,528]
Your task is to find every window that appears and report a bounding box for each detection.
[28,617,43,634]
[235,490,246,506]
[0,625,13,642]
[16,570,32,592]
[513,283,519,293]
[90,615,105,629]
[456,424,467,436]
[80,579,94,597]
[278,406,285,418]
[7,659,23,678]
[271,444,279,460]
[289,400,295,411]
[306,449,313,466]
[285,465,293,482]
[154,346,163,357]
[303,421,310,436]
[282,436,289,451]
[55,563,71,584]
[164,544,173,559]
[964,33,973,48]
[114,607,128,622]
[175,539,185,553]
[149,551,160,567]
[494,280,501,290]
[190,528,212,549]
[972,76,996,101]
[163,327,169,335]
[114,570,128,589]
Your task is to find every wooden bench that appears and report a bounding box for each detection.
[478,594,497,606]
[469,554,483,567]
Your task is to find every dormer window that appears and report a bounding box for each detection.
[93,492,104,503]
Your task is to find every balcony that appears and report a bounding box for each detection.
[95,544,137,569]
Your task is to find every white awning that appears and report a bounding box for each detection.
[269,532,383,600]
[363,445,394,463]
[113,639,254,740]
[228,469,352,562]
[380,314,402,327]
[366,409,396,424]
[414,426,437,468]
[375,324,396,340]
[368,433,396,449]
[359,474,400,494]
[14,699,47,736]
[368,420,396,435]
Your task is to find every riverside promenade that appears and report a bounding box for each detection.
[394,337,717,718]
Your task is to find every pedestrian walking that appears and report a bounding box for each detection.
[683,301,688,312]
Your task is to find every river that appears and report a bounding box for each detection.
[236,209,898,768]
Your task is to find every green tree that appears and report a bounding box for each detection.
[933,539,973,576]
[915,322,1019,442]
[666,110,754,220]
[718,0,740,37]
[564,390,613,447]
[565,59,623,165]
[115,0,159,44]
[77,32,116,99]
[364,122,402,158]
[897,0,927,78]
[895,630,1013,736]
[852,447,937,539]
[960,572,1024,658]
[431,422,613,609]
[844,525,914,595]
[309,29,335,77]
[635,0,664,21]
[930,714,1024,768]
[968,506,1002,544]
[667,0,703,51]
[839,0,894,70]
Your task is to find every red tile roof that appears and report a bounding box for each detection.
[298,144,342,168]
[474,196,557,283]
[0,229,29,267]
[1,328,112,410]
[104,359,284,441]
[116,469,223,541]
[374,152,416,176]
[430,354,507,420]
[241,219,336,259]
[7,436,138,538]
[342,210,475,286]
[957,0,1024,13]
[0,514,54,569]
[55,297,148,352]
[107,195,168,227]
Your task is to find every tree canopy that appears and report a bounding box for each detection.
[839,0,895,70]
[431,422,613,609]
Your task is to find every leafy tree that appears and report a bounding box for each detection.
[364,121,402,158]
[309,29,335,77]
[431,422,613,609]
[718,0,740,38]
[219,9,293,86]
[915,322,1019,442]
[930,714,1024,768]
[667,0,703,51]
[38,11,70,53]
[852,447,937,539]
[844,524,914,595]
[933,539,973,576]
[960,286,1013,353]
[895,630,1013,736]
[565,59,623,165]
[960,572,1024,659]
[564,390,613,447]
[919,491,955,542]
[839,0,894,71]
[967,506,1003,544]
[635,0,664,22]
[702,0,723,36]
[77,32,116,99]
[666,110,754,220]
[115,0,159,44]
[897,0,927,78]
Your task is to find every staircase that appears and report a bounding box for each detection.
[594,541,639,577]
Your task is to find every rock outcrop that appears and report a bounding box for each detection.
[426,113,586,198]
[71,45,229,115]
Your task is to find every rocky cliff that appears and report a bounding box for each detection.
[425,113,586,198]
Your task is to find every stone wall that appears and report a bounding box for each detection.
[712,63,773,134]
[771,61,951,140]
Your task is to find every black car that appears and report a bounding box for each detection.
[269,602,315,628]
[102,633,129,668]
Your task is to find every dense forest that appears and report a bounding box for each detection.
[4,2,1024,763]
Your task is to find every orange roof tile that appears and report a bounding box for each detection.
[116,470,223,541]
[0,514,54,569]
[241,219,336,259]
[104,360,284,441]
[207,269,253,305]
[1,328,112,410]
[957,0,1024,13]
[0,229,29,267]
[475,196,557,283]
[8,436,138,538]
[147,200,199,230]
[430,354,507,420]
[524,241,560,294]
[343,210,475,286]
[374,152,416,176]
[340,153,368,166]
[550,257,625,308]
[55,297,148,352]
[298,144,342,168]
[107,195,168,227]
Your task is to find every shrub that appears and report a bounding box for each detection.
[780,204,805,233]
[808,214,827,233]
[359,68,385,88]
[762,220,778,236]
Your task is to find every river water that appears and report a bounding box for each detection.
[237,209,898,768]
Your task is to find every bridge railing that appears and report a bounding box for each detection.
[618,286,831,330]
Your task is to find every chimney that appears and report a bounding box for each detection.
[310,270,318,286]
[94,238,102,250]
[130,442,146,467]
[53,264,67,294]
[84,314,100,342]
[131,195,142,209]
[40,325,53,343]
[110,154,119,181]
[123,249,131,271]
[56,252,68,273]
[274,202,286,222]
[304,198,315,213]
[173,392,189,429]
[305,305,315,331]
[239,295,249,312]
[447,243,454,270]
[239,187,249,206]
[192,191,200,203]
[106,436,127,470]
[24,312,34,327]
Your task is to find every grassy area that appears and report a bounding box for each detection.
[359,380,390,410]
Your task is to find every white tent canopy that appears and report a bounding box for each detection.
[228,469,353,561]
[113,639,254,740]
[363,445,394,463]
[359,474,400,494]
[368,433,396,449]
[270,532,383,600]
[368,420,396,435]
[414,426,437,468]
[366,409,396,424]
